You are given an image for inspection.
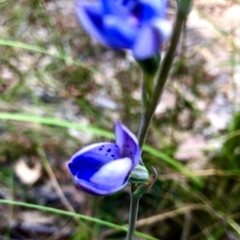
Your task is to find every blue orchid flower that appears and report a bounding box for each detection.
[68,122,141,196]
[75,0,170,59]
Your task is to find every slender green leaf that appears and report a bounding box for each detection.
[0,112,199,183]
[0,39,95,72]
[0,112,113,139]
[0,199,159,240]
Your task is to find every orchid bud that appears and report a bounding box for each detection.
[129,164,149,183]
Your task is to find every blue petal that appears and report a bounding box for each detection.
[75,0,169,56]
[132,19,170,59]
[101,0,134,18]
[115,122,140,168]
[68,142,121,180]
[75,157,132,196]
[75,2,109,45]
[103,16,137,48]
[132,0,167,21]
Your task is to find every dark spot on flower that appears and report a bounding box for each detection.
[130,152,132,155]
[115,145,118,148]
[127,144,129,148]
[101,145,104,147]
[111,154,115,158]
[99,148,103,151]
[107,149,111,153]
[132,4,141,18]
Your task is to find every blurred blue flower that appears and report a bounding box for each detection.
[75,0,170,59]
[68,122,140,196]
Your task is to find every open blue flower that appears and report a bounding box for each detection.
[68,122,140,196]
[75,0,170,59]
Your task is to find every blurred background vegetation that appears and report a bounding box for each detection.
[0,0,240,239]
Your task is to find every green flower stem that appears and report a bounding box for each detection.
[138,11,187,148]
[126,184,139,240]
[143,72,154,102]
[139,73,153,166]
[126,7,190,240]
[141,81,148,117]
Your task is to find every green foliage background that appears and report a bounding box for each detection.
[0,0,240,239]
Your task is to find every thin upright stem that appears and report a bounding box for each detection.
[126,8,188,240]
[138,12,187,148]
[126,184,139,240]
[126,4,187,240]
